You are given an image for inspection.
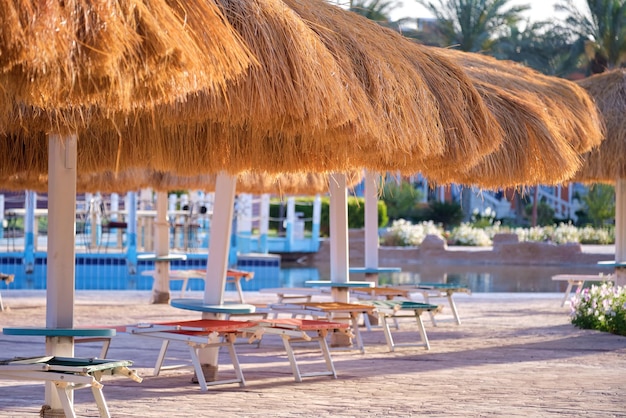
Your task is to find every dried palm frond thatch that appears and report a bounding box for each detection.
[573,69,626,184]
[141,0,379,141]
[146,170,364,195]
[0,0,254,112]
[0,168,363,197]
[283,0,503,173]
[67,0,505,177]
[1,0,392,176]
[429,48,604,189]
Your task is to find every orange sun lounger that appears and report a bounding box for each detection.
[267,302,377,353]
[121,317,350,389]
[124,319,255,391]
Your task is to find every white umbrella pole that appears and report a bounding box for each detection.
[199,173,236,375]
[24,190,36,272]
[312,195,322,249]
[615,178,626,286]
[259,194,270,253]
[152,191,171,303]
[329,173,349,301]
[237,193,252,254]
[46,133,77,410]
[364,171,380,282]
[204,172,237,307]
[0,195,4,239]
[286,197,296,251]
[126,192,138,274]
[329,173,351,347]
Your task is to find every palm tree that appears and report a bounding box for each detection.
[556,0,626,72]
[415,0,529,51]
[348,0,401,22]
[492,20,582,76]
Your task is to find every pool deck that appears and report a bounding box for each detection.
[1,290,625,417]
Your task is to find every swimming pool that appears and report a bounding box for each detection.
[0,253,614,293]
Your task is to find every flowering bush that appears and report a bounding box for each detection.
[577,225,614,244]
[448,223,493,246]
[380,220,614,247]
[570,282,626,336]
[470,207,496,228]
[380,219,444,246]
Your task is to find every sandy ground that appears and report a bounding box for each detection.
[0,290,625,417]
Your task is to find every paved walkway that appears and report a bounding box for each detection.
[1,290,625,417]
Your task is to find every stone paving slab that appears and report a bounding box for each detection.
[0,291,625,417]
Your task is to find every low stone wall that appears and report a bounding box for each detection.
[309,230,612,267]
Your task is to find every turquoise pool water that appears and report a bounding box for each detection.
[0,254,614,293]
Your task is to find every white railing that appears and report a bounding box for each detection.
[537,186,580,221]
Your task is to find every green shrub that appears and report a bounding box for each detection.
[381,180,424,222]
[269,198,319,234]
[524,201,555,226]
[427,201,464,229]
[582,184,615,227]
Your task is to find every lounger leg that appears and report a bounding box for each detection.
[99,339,111,359]
[154,339,170,376]
[350,313,365,353]
[317,331,337,379]
[363,313,373,331]
[413,310,430,350]
[91,383,112,418]
[189,345,209,392]
[422,292,438,327]
[561,281,574,307]
[225,334,246,387]
[235,278,245,303]
[447,292,461,325]
[280,335,303,382]
[380,314,396,352]
[54,383,77,418]
[181,278,189,298]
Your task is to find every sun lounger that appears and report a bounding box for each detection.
[267,302,377,353]
[125,318,350,387]
[396,283,471,326]
[359,300,439,351]
[259,287,328,303]
[3,327,121,361]
[245,318,352,382]
[551,273,611,307]
[141,268,254,301]
[349,286,410,300]
[170,298,257,315]
[125,319,256,391]
[0,272,14,311]
[0,356,142,418]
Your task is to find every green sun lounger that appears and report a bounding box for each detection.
[0,356,142,418]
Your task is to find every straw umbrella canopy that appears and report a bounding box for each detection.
[115,0,502,175]
[0,0,259,145]
[425,48,604,189]
[574,70,626,183]
[139,171,364,195]
[572,69,626,285]
[0,1,257,412]
[0,169,364,196]
[281,0,503,174]
[0,0,510,179]
[0,0,254,114]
